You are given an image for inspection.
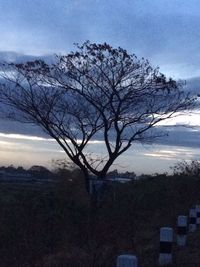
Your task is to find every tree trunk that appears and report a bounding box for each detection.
[81,167,108,210]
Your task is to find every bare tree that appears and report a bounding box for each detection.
[0,42,193,193]
[171,160,200,177]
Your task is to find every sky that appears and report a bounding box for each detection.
[1,0,200,78]
[0,0,200,174]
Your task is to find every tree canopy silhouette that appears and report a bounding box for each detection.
[0,42,193,193]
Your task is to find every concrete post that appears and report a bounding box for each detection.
[117,254,138,267]
[177,215,187,246]
[159,227,173,265]
[196,205,200,225]
[189,208,197,232]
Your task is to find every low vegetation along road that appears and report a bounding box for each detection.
[0,170,200,266]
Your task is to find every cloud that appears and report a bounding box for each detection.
[0,0,200,78]
[185,77,200,94]
[152,126,200,148]
[0,58,199,151]
[0,119,46,137]
[143,147,199,161]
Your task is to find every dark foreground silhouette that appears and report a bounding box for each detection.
[0,168,200,266]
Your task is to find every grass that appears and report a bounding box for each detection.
[0,173,200,266]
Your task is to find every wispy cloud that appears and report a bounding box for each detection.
[144,147,198,161]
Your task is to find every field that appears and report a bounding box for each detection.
[0,171,200,266]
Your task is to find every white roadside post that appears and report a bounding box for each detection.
[159,227,173,266]
[177,215,187,246]
[196,205,200,225]
[189,208,197,232]
[117,255,138,267]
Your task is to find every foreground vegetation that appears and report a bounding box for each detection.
[0,168,200,266]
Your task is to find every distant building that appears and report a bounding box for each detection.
[0,165,53,185]
[89,176,133,195]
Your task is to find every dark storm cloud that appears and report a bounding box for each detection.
[0,120,46,137]
[0,118,199,152]
[151,126,200,148]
